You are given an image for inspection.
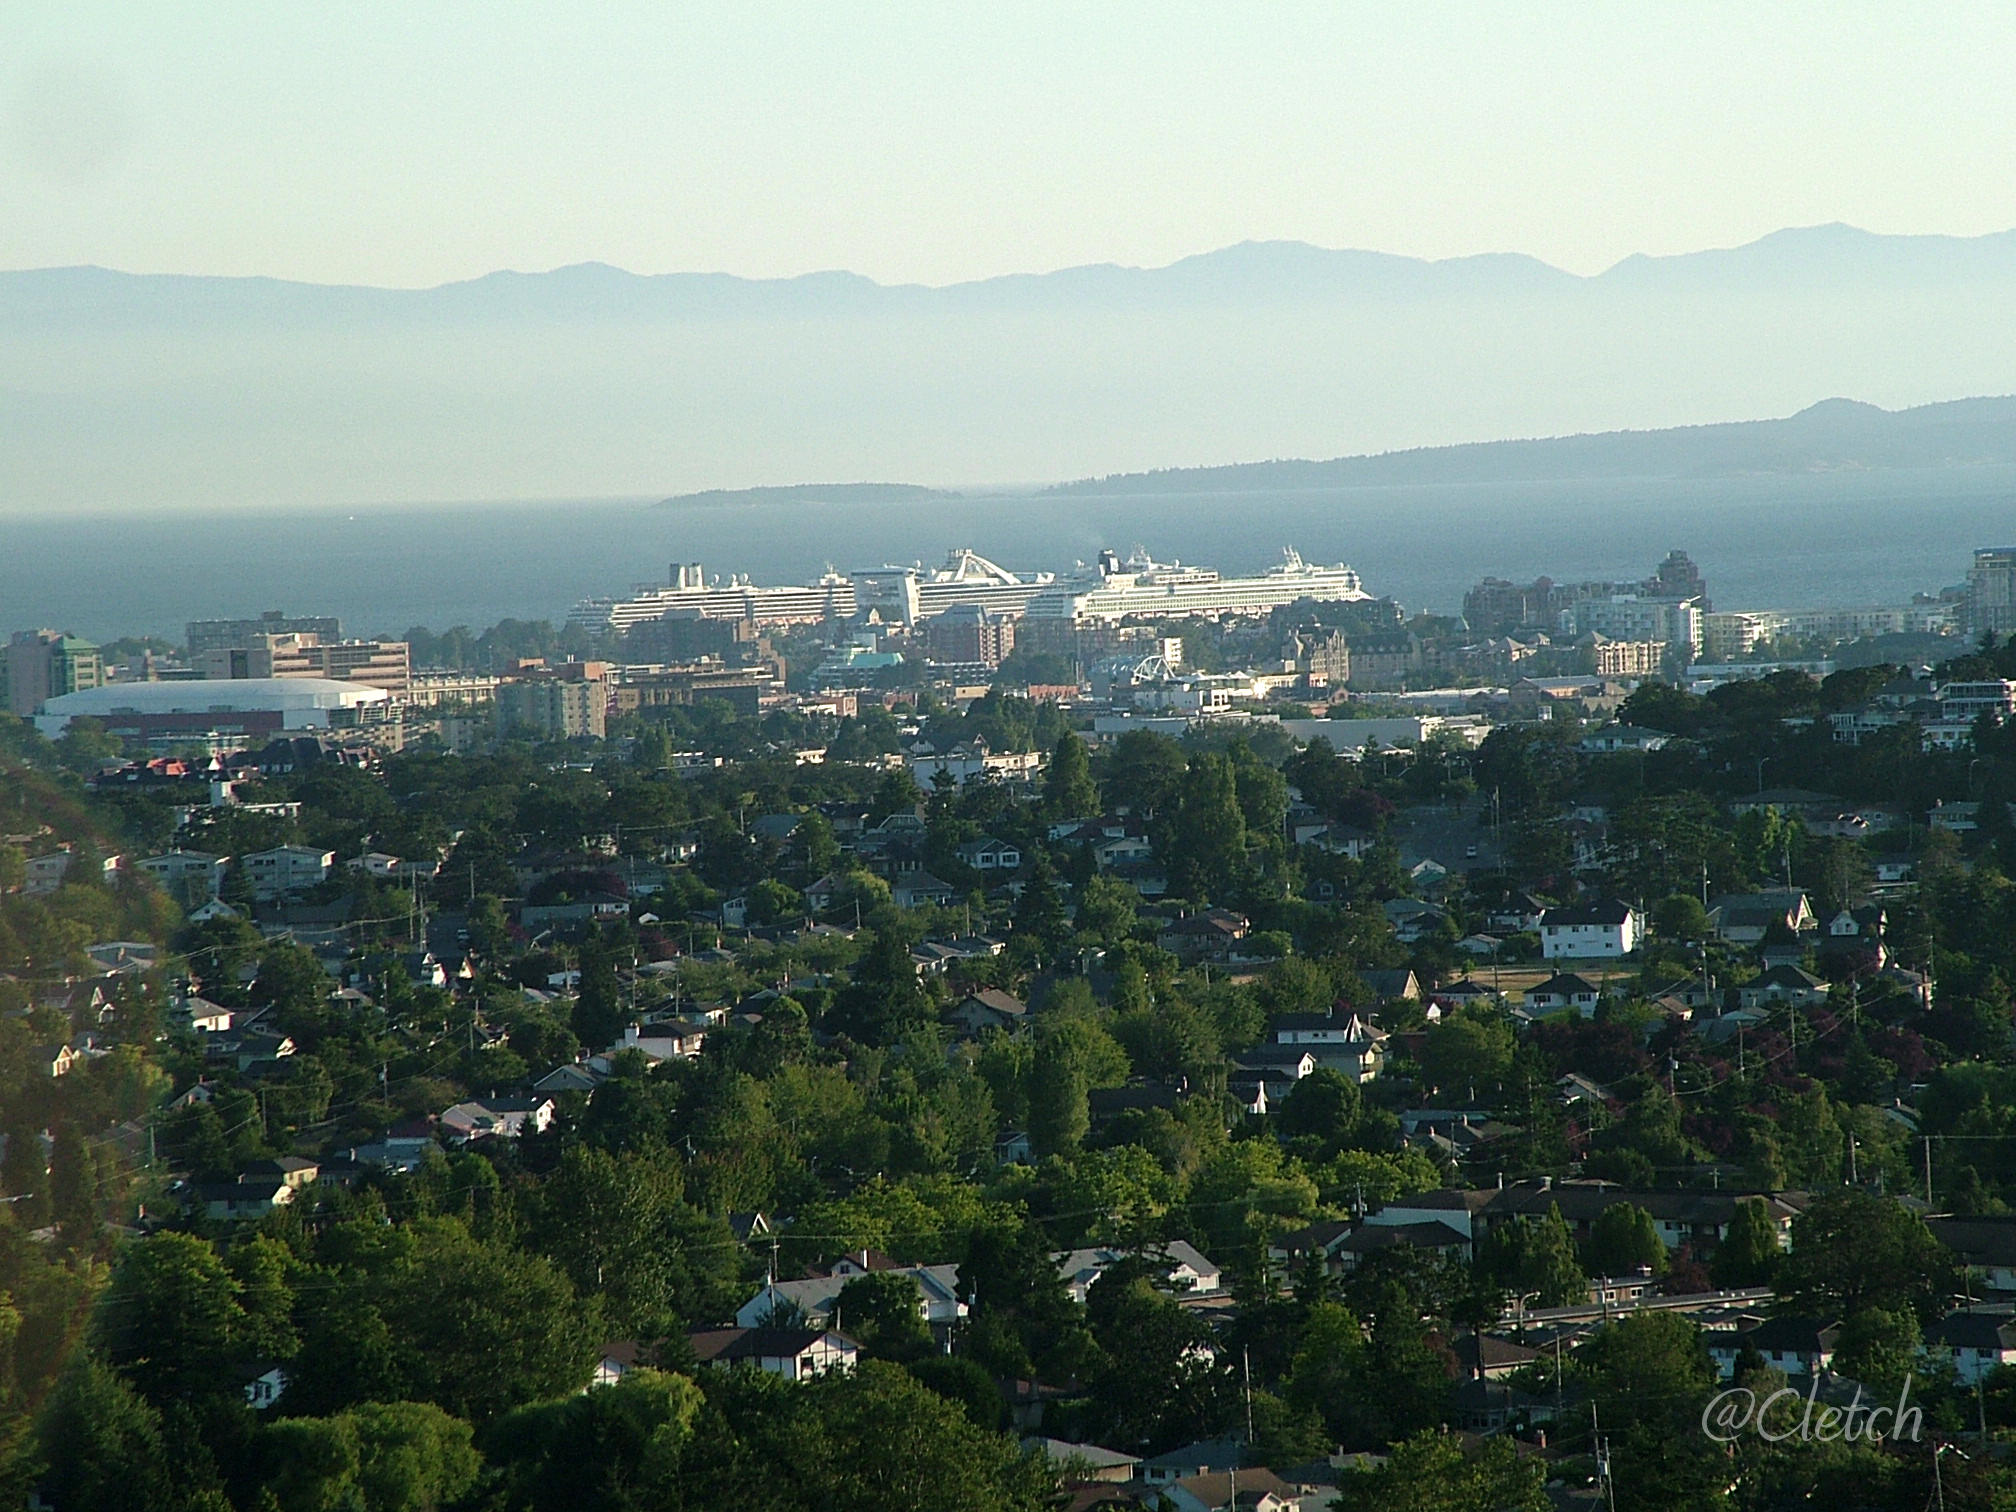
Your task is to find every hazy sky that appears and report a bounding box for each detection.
[3,3,2013,288]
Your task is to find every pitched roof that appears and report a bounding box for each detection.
[1541,898,1634,927]
[688,1327,854,1363]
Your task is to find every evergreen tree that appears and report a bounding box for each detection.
[1027,1032,1090,1157]
[1169,753,1246,903]
[1582,1203,1667,1279]
[35,1356,172,1512]
[1010,851,1071,967]
[571,928,626,1051]
[1043,732,1098,818]
[1710,1197,1782,1288]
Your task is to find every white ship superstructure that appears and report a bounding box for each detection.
[569,563,858,634]
[852,548,1055,625]
[1026,547,1370,623]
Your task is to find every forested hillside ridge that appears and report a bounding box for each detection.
[11,642,2016,1508]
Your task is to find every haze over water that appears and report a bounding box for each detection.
[15,467,2014,643]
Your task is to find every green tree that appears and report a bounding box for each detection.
[1832,1307,1921,1395]
[1478,1204,1587,1307]
[1582,1203,1667,1279]
[1276,1068,1362,1158]
[291,1217,594,1421]
[1027,1032,1089,1157]
[532,1145,689,1337]
[833,1272,933,1362]
[483,1368,702,1512]
[1417,1010,1515,1096]
[572,927,626,1050]
[1331,1430,1548,1512]
[1711,1197,1783,1288]
[1775,1190,1956,1323]
[265,1400,481,1512]
[1044,732,1099,818]
[100,1232,248,1405]
[1168,754,1246,902]
[35,1356,171,1512]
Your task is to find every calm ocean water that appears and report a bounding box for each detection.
[8,468,2015,642]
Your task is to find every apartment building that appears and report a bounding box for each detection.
[3,630,102,715]
[198,633,411,695]
[1969,549,2016,638]
[496,665,608,740]
[242,846,334,901]
[186,611,342,658]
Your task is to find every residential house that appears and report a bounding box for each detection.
[1157,909,1251,963]
[242,845,335,901]
[1451,1332,1543,1380]
[1485,893,1548,933]
[1161,1469,1296,1512]
[1023,1439,1141,1485]
[240,1366,288,1410]
[1928,1216,2016,1294]
[1139,1439,1242,1486]
[688,1327,861,1380]
[1382,897,1447,944]
[194,1177,295,1222]
[1270,1011,1387,1082]
[176,996,235,1034]
[1709,1317,1838,1379]
[1334,1219,1472,1271]
[1924,1312,2016,1385]
[1539,898,1640,959]
[1523,973,1602,1018]
[734,1260,966,1330]
[953,836,1022,872]
[891,872,958,909]
[592,1341,645,1387]
[440,1095,556,1142]
[32,1044,79,1078]
[1358,968,1421,1003]
[1708,889,1815,946]
[1736,964,1829,1012]
[1265,1219,1357,1277]
[1817,904,1887,968]
[1472,1179,1801,1256]
[240,1156,319,1189]
[946,989,1029,1036]
[1053,1241,1224,1304]
[136,849,228,901]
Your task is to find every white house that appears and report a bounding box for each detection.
[1052,1241,1224,1305]
[1924,1313,2016,1384]
[1538,899,1640,959]
[242,846,335,901]
[137,850,228,900]
[688,1327,861,1380]
[735,1258,966,1329]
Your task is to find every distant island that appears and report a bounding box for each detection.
[657,482,961,508]
[1043,394,2016,495]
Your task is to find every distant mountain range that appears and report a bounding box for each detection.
[14,223,2016,510]
[1046,395,2016,494]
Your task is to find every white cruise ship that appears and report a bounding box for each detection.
[1025,547,1371,623]
[568,563,858,634]
[852,548,1055,625]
